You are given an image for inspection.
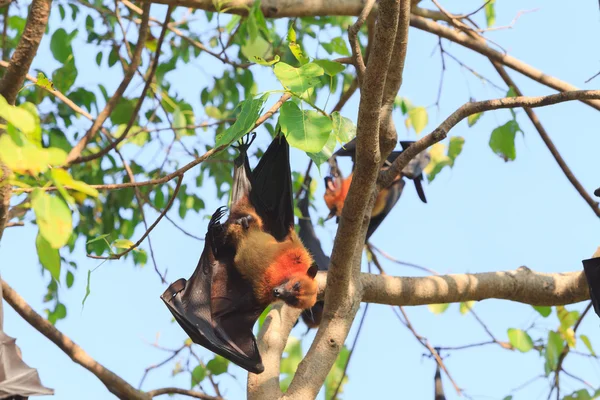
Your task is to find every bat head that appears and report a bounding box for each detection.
[272,264,318,309]
[323,175,347,220]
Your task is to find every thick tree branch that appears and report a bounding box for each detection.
[360,268,588,307]
[0,0,51,104]
[146,387,221,399]
[283,1,402,399]
[65,2,151,164]
[380,90,600,188]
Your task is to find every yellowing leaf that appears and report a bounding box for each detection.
[507,328,534,353]
[31,189,73,249]
[51,168,99,198]
[428,303,450,314]
[36,232,61,281]
[459,301,475,315]
[0,94,36,135]
[36,72,56,91]
[407,106,428,134]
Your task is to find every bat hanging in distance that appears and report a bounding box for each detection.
[297,176,331,329]
[161,133,318,374]
[323,140,430,240]
[582,247,600,319]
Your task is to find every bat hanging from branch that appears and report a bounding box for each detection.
[323,139,430,240]
[161,133,318,374]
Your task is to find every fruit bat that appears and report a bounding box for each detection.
[594,187,600,197]
[297,176,330,329]
[582,248,600,319]
[0,279,53,398]
[324,139,432,239]
[161,134,318,374]
[434,362,446,400]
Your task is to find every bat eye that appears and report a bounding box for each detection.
[273,288,282,298]
[293,282,301,292]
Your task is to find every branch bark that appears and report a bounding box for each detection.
[380,90,600,188]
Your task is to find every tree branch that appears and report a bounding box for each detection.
[490,63,600,218]
[360,268,588,306]
[380,90,600,188]
[0,0,51,104]
[65,2,151,164]
[146,387,221,400]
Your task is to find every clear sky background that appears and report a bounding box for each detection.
[2,0,600,399]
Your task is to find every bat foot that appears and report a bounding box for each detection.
[234,215,254,230]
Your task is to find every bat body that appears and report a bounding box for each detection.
[582,248,600,319]
[297,177,331,329]
[324,139,431,239]
[161,135,317,374]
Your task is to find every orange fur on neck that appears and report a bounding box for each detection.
[323,173,353,217]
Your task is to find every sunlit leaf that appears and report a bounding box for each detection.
[0,95,36,135]
[467,112,483,127]
[274,62,324,94]
[580,334,596,356]
[507,328,534,353]
[545,330,564,371]
[459,301,475,315]
[532,305,552,318]
[279,101,332,153]
[406,106,428,134]
[31,189,73,249]
[215,94,268,147]
[428,303,450,314]
[206,355,229,375]
[331,111,356,143]
[314,59,345,77]
[489,120,521,161]
[36,232,61,281]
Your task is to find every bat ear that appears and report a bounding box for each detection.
[307,263,318,279]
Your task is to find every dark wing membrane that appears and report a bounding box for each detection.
[333,138,357,162]
[583,257,600,318]
[231,149,253,206]
[297,187,330,329]
[366,178,405,240]
[250,135,294,241]
[161,209,265,374]
[399,141,428,204]
[298,191,331,271]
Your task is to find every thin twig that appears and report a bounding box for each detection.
[87,176,182,260]
[347,0,375,84]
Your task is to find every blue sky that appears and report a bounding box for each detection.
[2,0,600,399]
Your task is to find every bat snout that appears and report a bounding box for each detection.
[273,287,283,298]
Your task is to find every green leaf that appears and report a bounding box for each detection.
[50,28,73,63]
[241,35,271,62]
[36,72,55,91]
[459,301,475,315]
[280,337,303,391]
[86,234,111,245]
[82,270,92,307]
[489,120,520,161]
[289,42,309,65]
[331,112,356,143]
[52,56,78,93]
[427,303,450,314]
[406,106,428,134]
[66,271,74,288]
[557,306,580,330]
[580,334,596,356]
[447,136,464,162]
[31,189,73,249]
[252,55,280,66]
[0,95,37,135]
[205,106,222,120]
[321,37,350,56]
[112,238,137,251]
[424,138,464,183]
[206,355,229,375]
[274,62,324,94]
[506,86,518,98]
[564,389,593,400]
[532,305,552,318]
[47,302,67,325]
[485,0,496,27]
[51,168,99,199]
[314,59,345,77]
[279,101,332,153]
[36,232,61,281]
[215,95,268,147]
[191,365,206,387]
[111,98,136,125]
[307,131,336,167]
[507,328,534,353]
[467,112,483,127]
[545,330,564,371]
[324,345,350,399]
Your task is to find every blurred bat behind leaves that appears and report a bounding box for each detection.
[161,133,318,374]
[297,176,330,329]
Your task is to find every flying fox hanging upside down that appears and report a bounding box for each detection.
[161,133,318,374]
[323,140,430,239]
